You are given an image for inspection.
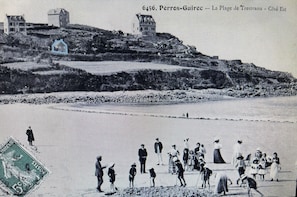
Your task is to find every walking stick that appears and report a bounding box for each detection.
[295,178,297,197]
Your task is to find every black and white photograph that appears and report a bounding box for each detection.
[0,0,296,196]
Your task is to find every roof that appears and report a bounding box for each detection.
[48,8,69,15]
[136,13,155,23]
[52,39,67,46]
[6,15,25,21]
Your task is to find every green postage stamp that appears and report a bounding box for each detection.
[0,137,49,196]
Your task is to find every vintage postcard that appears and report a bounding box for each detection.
[0,0,296,196]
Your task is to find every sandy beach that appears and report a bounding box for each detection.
[0,92,296,196]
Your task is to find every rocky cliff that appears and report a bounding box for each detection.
[0,24,296,97]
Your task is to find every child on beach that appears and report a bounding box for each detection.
[235,154,246,184]
[149,168,156,187]
[129,163,137,188]
[188,150,195,171]
[107,162,117,192]
[249,158,259,179]
[173,157,186,187]
[182,148,189,171]
[239,174,264,197]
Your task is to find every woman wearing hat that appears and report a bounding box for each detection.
[168,144,180,174]
[232,140,243,166]
[213,138,226,163]
[270,152,280,181]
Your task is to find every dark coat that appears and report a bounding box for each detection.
[95,160,105,177]
[138,148,148,162]
[108,168,116,183]
[129,167,137,181]
[26,128,35,142]
[149,168,156,178]
[154,142,163,153]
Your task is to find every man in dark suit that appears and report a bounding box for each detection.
[138,144,148,173]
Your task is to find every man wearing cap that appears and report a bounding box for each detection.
[138,144,148,173]
[154,138,163,165]
[95,155,106,192]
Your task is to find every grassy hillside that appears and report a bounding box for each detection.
[0,24,296,97]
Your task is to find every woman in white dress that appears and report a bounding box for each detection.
[270,152,280,181]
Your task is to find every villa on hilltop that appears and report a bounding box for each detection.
[132,13,156,36]
[3,15,27,35]
[48,8,70,27]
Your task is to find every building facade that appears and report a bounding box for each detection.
[132,13,156,36]
[48,8,70,27]
[4,15,27,35]
[51,39,68,55]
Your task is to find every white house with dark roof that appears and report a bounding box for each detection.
[51,39,68,55]
[4,15,27,35]
[48,8,70,27]
[132,13,156,36]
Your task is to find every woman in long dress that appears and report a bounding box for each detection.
[214,172,232,195]
[213,139,226,163]
[270,152,280,181]
[232,140,243,166]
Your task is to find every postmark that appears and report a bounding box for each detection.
[0,137,49,196]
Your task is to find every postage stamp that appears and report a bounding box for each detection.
[0,137,49,196]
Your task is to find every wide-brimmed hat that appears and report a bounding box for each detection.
[214,136,220,142]
[236,153,243,159]
[131,163,136,167]
[256,147,261,151]
[108,162,115,168]
[237,154,244,160]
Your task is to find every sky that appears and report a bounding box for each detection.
[1,0,296,77]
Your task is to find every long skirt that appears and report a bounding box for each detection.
[168,156,177,174]
[214,173,228,194]
[270,163,279,180]
[214,149,226,163]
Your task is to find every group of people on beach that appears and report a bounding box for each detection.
[94,136,281,196]
[22,127,279,196]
